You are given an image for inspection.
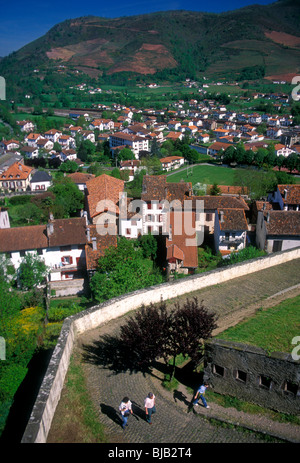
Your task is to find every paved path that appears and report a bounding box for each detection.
[48,259,300,444]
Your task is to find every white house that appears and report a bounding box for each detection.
[0,217,88,283]
[16,120,35,132]
[30,170,52,192]
[109,132,149,158]
[44,129,63,143]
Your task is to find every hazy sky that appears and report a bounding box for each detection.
[0,0,275,57]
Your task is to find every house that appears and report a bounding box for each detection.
[165,132,184,142]
[214,208,248,256]
[119,160,141,181]
[85,224,117,278]
[69,126,82,137]
[273,144,294,157]
[109,132,149,158]
[267,127,283,139]
[256,210,300,253]
[190,195,249,238]
[58,135,75,149]
[44,129,63,144]
[0,162,33,192]
[159,156,185,171]
[0,207,10,229]
[67,172,95,191]
[0,139,20,152]
[25,133,42,147]
[81,130,95,143]
[37,137,54,151]
[140,175,192,236]
[268,184,300,211]
[16,120,35,132]
[208,142,233,156]
[0,217,88,283]
[119,197,143,239]
[60,149,77,162]
[30,170,52,192]
[21,146,39,159]
[166,211,198,274]
[85,174,125,228]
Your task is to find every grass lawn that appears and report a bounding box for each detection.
[216,294,300,355]
[167,164,243,186]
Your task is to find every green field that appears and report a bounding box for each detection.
[167,164,243,186]
[216,295,300,354]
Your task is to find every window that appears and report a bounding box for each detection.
[283,381,298,396]
[259,375,272,390]
[126,229,131,235]
[213,364,225,377]
[235,370,247,383]
[61,256,73,265]
[206,213,213,221]
[272,240,282,252]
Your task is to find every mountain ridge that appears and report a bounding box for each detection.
[1,0,300,94]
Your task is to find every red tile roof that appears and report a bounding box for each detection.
[85,174,124,218]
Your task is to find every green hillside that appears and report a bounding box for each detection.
[0,1,299,100]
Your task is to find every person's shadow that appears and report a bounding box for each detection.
[100,403,123,427]
[173,389,190,406]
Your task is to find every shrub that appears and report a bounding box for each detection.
[47,303,82,322]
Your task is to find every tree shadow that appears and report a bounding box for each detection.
[80,334,164,380]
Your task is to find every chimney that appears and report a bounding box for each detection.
[92,237,97,251]
[220,210,224,223]
[284,189,287,200]
[266,212,270,223]
[86,227,90,242]
[47,222,54,236]
[49,212,54,221]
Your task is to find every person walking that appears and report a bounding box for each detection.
[144,392,156,424]
[119,396,133,429]
[192,382,210,409]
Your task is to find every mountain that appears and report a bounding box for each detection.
[1,0,300,95]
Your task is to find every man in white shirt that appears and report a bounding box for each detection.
[192,382,210,409]
[144,392,156,424]
[119,396,133,429]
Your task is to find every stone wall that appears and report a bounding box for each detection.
[204,339,300,414]
[21,247,300,443]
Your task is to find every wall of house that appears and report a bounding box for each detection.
[266,237,300,253]
[21,246,300,443]
[204,339,300,415]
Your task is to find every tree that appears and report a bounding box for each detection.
[166,298,217,379]
[117,297,217,380]
[49,177,84,218]
[18,253,48,290]
[119,302,170,370]
[90,237,163,303]
[209,183,221,196]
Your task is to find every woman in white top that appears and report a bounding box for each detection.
[119,396,133,429]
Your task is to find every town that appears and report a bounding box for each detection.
[0,78,299,296]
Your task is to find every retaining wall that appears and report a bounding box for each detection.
[204,339,300,414]
[21,247,300,443]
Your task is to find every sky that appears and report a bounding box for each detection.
[0,0,276,57]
